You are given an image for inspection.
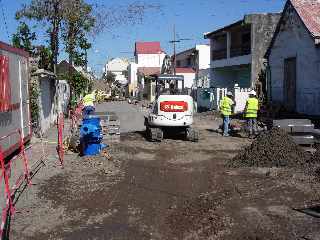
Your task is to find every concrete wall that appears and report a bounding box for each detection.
[268,4,320,115]
[137,53,166,68]
[33,70,70,135]
[128,63,138,97]
[196,45,211,70]
[176,72,196,89]
[248,13,281,87]
[212,65,251,88]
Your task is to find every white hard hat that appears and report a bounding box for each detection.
[250,90,256,96]
[227,91,233,96]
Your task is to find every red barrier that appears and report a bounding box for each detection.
[18,129,31,186]
[0,148,15,240]
[57,113,64,167]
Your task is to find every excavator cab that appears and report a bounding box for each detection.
[155,74,187,97]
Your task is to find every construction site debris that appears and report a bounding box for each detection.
[228,128,310,168]
[167,191,229,239]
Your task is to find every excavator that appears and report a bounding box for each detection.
[144,55,199,142]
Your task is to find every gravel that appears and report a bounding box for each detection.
[228,128,310,168]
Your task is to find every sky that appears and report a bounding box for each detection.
[0,0,286,76]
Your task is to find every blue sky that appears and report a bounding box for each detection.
[0,0,286,76]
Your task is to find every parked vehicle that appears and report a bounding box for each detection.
[0,41,31,158]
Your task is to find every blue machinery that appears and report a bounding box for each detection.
[80,117,107,156]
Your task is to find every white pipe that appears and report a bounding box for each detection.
[18,60,24,138]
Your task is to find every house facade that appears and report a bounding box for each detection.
[204,13,280,110]
[128,42,166,100]
[266,0,320,116]
[105,58,129,85]
[175,44,210,88]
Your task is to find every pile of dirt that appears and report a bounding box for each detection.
[228,128,310,168]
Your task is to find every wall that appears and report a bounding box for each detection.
[56,80,70,114]
[212,65,251,88]
[212,84,251,113]
[248,13,281,87]
[33,70,70,135]
[175,48,194,67]
[137,53,166,67]
[233,85,251,113]
[268,4,320,115]
[196,45,211,70]
[128,63,138,97]
[176,72,196,89]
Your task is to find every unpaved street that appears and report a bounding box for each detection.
[10,102,320,239]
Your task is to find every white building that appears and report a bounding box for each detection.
[128,42,166,99]
[105,58,129,85]
[204,13,280,111]
[175,44,211,88]
[175,68,196,89]
[266,0,320,116]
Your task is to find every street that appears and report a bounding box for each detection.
[10,102,320,240]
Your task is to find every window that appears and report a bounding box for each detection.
[176,60,181,67]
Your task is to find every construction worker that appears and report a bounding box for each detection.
[82,90,96,118]
[245,90,259,138]
[220,91,234,137]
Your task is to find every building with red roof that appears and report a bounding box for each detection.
[128,41,166,100]
[266,0,320,115]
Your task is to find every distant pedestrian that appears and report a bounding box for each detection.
[220,91,234,137]
[82,91,96,118]
[245,90,259,138]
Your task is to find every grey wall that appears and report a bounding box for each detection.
[247,13,281,87]
[269,4,320,115]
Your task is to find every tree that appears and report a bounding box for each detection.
[104,72,116,84]
[12,22,36,54]
[16,0,67,73]
[62,0,95,67]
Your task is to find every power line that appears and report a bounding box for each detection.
[0,0,10,41]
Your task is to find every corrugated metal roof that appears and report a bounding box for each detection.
[291,0,320,38]
[135,42,164,55]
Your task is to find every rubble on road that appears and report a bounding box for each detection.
[167,191,230,239]
[228,128,310,168]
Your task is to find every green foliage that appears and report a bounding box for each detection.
[12,22,36,54]
[104,72,116,84]
[29,79,40,128]
[36,46,53,70]
[68,71,91,98]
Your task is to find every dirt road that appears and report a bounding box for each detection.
[10,102,320,239]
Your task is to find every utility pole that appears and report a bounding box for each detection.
[169,25,192,75]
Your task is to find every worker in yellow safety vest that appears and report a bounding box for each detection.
[220,91,234,137]
[245,90,259,138]
[82,91,96,118]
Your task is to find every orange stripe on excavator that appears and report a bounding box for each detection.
[160,101,188,112]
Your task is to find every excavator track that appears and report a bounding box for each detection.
[185,127,199,142]
[146,126,163,142]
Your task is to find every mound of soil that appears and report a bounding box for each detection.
[228,128,310,168]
